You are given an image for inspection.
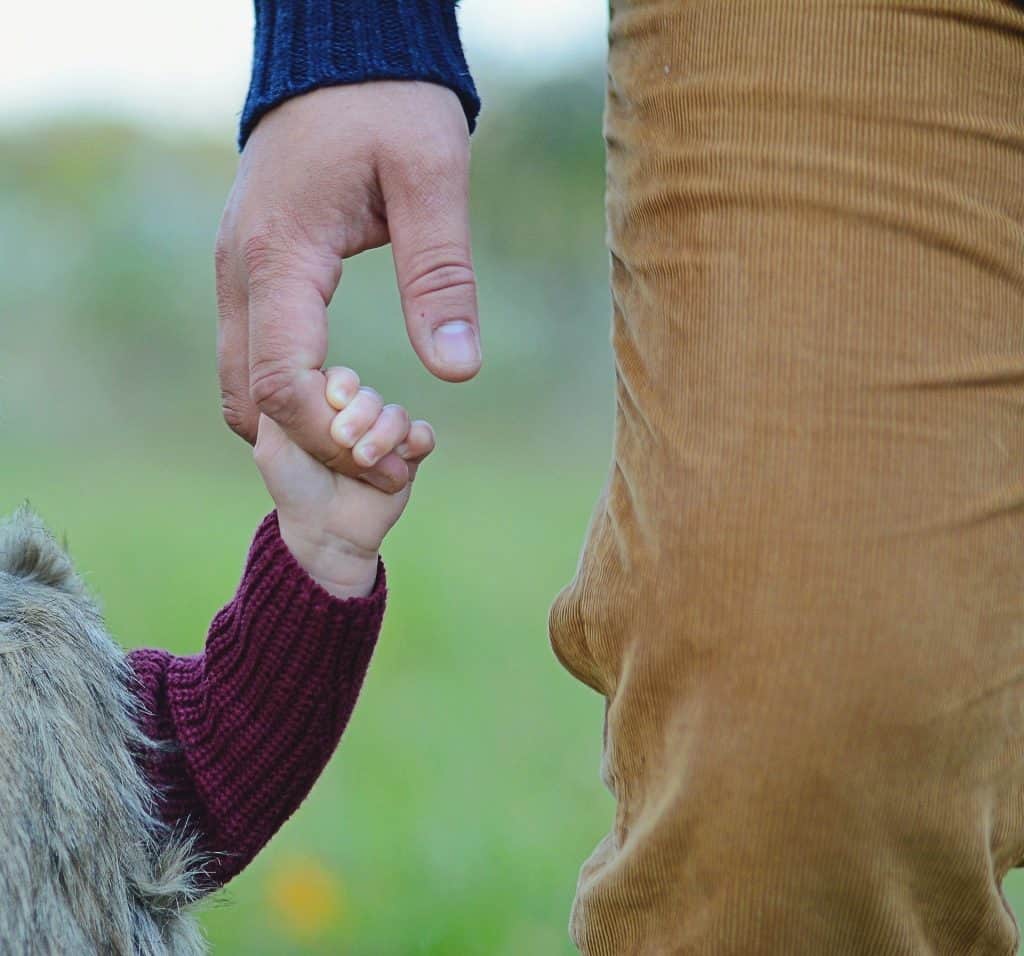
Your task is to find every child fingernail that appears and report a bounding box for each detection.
[357,443,378,465]
[331,387,350,407]
[334,422,354,446]
[395,443,410,458]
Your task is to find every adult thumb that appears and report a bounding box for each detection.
[385,149,482,382]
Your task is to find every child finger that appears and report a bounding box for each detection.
[352,404,411,468]
[399,421,435,482]
[325,366,361,410]
[329,386,383,448]
[397,420,435,463]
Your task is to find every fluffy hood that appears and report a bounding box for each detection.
[0,507,206,955]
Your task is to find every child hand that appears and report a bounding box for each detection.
[254,366,435,599]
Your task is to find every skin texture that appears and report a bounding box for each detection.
[216,82,479,495]
[254,367,435,599]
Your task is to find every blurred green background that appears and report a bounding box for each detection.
[4,51,1024,956]
[1,66,620,954]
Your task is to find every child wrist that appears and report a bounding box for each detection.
[276,515,379,599]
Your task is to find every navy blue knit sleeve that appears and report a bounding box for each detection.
[240,1,480,148]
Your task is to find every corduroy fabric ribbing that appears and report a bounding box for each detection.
[549,1,1024,952]
[129,511,386,887]
[239,0,479,147]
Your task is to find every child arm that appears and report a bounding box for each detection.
[126,367,432,889]
[127,511,386,888]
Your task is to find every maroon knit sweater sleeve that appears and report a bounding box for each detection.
[126,511,386,888]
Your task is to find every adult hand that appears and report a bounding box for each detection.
[215,82,480,493]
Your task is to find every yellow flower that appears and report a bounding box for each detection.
[265,854,346,941]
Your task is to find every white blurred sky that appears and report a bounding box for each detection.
[1,1,607,132]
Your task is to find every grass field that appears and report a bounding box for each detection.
[2,431,616,955]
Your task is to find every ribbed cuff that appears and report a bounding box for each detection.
[240,0,480,148]
[187,510,386,725]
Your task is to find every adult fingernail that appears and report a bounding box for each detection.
[432,321,480,369]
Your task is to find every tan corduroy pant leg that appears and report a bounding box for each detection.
[549,2,1024,952]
